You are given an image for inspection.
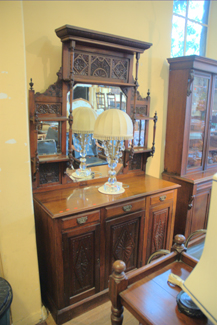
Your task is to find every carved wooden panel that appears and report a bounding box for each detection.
[106,212,141,282]
[63,224,100,303]
[130,104,148,118]
[91,55,111,78]
[39,163,59,184]
[73,51,129,82]
[147,207,169,261]
[74,53,89,76]
[112,58,128,80]
[68,232,95,297]
[36,103,62,115]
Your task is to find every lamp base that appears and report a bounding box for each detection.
[72,168,92,179]
[176,291,205,318]
[98,182,125,195]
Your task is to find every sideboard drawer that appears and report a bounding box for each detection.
[150,191,174,206]
[61,210,100,230]
[105,198,145,219]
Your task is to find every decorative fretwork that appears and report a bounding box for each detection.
[112,59,128,81]
[71,234,94,296]
[36,103,62,115]
[151,210,167,253]
[39,163,59,184]
[128,154,142,170]
[73,53,89,76]
[35,68,63,97]
[130,104,148,118]
[91,55,111,78]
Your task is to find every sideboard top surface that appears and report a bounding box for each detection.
[33,174,180,219]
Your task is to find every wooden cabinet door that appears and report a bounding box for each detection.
[186,182,211,237]
[146,201,173,263]
[105,211,144,286]
[62,223,100,306]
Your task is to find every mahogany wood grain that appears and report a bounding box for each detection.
[34,174,180,219]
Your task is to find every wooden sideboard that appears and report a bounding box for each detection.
[33,172,179,324]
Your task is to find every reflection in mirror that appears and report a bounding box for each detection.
[38,121,62,155]
[134,120,145,147]
[66,84,127,182]
[67,84,126,115]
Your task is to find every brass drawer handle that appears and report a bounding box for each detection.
[159,195,166,202]
[77,216,88,225]
[122,205,132,212]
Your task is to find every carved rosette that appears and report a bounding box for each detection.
[39,163,59,184]
[112,220,138,270]
[91,55,111,77]
[113,228,135,263]
[36,103,62,115]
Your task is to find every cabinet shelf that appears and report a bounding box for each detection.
[32,155,69,164]
[30,116,68,122]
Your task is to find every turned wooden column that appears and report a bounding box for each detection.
[109,260,128,325]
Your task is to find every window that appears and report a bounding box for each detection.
[171,0,210,58]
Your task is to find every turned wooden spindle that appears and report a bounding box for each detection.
[109,260,128,325]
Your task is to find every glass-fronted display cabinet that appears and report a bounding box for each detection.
[163,55,217,243]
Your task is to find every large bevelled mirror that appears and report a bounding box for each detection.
[65,84,127,182]
[70,84,126,114]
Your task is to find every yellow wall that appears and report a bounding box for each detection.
[0,1,42,324]
[1,1,217,324]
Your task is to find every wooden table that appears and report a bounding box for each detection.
[109,236,213,325]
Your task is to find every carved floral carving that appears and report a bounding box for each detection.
[91,55,111,78]
[36,103,61,115]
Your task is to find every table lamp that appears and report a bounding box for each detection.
[93,109,133,194]
[71,106,97,179]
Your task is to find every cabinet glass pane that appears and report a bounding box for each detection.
[208,77,217,165]
[187,76,209,169]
